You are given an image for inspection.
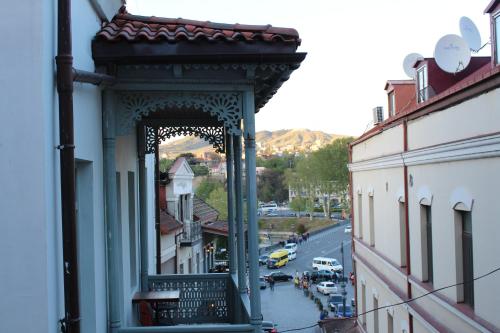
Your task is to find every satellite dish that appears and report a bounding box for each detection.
[434,34,471,73]
[459,16,481,52]
[403,53,424,78]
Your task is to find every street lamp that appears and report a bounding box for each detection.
[340,241,347,317]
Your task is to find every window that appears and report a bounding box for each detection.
[388,91,396,117]
[188,258,192,274]
[387,312,394,333]
[399,202,407,267]
[373,296,379,333]
[358,194,363,239]
[179,263,184,274]
[369,195,375,246]
[420,205,433,283]
[128,171,137,288]
[456,210,474,307]
[496,14,500,64]
[417,65,428,103]
[361,283,366,325]
[196,252,200,273]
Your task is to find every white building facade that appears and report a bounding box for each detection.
[349,4,500,332]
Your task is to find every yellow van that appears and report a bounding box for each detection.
[267,249,289,268]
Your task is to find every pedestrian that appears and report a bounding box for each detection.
[269,277,275,291]
[320,309,329,320]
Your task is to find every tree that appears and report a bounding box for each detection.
[257,169,288,203]
[289,197,307,218]
[191,164,209,176]
[207,187,228,221]
[196,178,224,200]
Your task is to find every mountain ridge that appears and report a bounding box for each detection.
[159,129,348,158]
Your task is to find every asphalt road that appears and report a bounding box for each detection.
[259,222,354,332]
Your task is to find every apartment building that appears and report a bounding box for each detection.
[349,2,500,332]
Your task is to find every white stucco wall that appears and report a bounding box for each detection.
[408,157,500,328]
[408,89,500,151]
[352,124,404,162]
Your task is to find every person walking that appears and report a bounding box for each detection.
[269,276,275,291]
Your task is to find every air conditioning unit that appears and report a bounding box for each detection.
[373,106,384,125]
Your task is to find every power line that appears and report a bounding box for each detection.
[277,265,500,332]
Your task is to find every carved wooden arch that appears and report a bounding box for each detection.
[145,125,225,154]
[115,91,242,136]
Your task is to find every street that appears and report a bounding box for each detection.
[260,222,353,332]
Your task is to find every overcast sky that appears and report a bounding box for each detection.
[127,0,492,136]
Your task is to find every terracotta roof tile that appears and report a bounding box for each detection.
[160,211,183,235]
[193,196,219,223]
[96,6,300,47]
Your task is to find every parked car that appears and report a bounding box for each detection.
[334,304,353,318]
[312,257,343,273]
[259,276,267,289]
[344,225,352,233]
[259,254,269,266]
[266,212,279,217]
[311,270,338,283]
[328,294,344,312]
[262,321,278,333]
[287,249,297,260]
[264,271,293,282]
[316,281,338,295]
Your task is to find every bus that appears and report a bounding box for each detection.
[267,249,289,269]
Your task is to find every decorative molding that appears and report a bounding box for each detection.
[145,126,225,154]
[349,133,500,172]
[449,187,473,211]
[116,91,242,136]
[417,186,433,206]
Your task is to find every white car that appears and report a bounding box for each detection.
[344,226,352,233]
[287,249,297,260]
[316,281,338,295]
[284,242,298,253]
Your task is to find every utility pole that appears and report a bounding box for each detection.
[340,241,347,317]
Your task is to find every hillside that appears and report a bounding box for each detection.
[159,129,347,158]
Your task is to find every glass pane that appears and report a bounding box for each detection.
[496,16,500,64]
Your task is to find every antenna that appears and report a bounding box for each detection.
[459,16,481,52]
[434,34,471,74]
[403,53,424,79]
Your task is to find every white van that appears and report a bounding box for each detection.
[284,243,297,260]
[312,257,343,272]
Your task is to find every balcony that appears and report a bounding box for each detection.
[178,222,202,247]
[119,273,251,333]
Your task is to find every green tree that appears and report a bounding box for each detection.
[191,164,209,176]
[195,178,224,200]
[207,187,228,221]
[289,197,307,218]
[257,169,288,203]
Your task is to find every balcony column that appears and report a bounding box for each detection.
[243,89,262,332]
[233,133,247,293]
[225,133,237,275]
[137,124,149,291]
[102,90,121,332]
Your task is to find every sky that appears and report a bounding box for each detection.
[127,0,492,137]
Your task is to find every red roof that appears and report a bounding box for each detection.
[352,61,500,146]
[96,6,300,47]
[160,211,183,235]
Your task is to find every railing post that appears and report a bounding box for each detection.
[103,90,121,333]
[226,133,237,275]
[137,124,149,291]
[243,90,262,333]
[233,133,247,293]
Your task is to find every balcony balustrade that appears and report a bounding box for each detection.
[119,273,251,333]
[179,222,202,247]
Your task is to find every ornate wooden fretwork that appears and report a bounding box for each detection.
[145,126,225,154]
[116,91,242,136]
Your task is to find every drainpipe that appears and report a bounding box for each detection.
[155,129,161,274]
[403,120,414,333]
[56,1,80,332]
[348,144,357,318]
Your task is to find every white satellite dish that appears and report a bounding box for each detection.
[403,53,424,78]
[459,16,481,52]
[434,34,471,73]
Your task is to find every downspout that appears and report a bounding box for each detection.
[348,144,357,318]
[403,120,413,333]
[56,1,80,332]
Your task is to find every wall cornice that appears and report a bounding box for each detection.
[349,133,500,172]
